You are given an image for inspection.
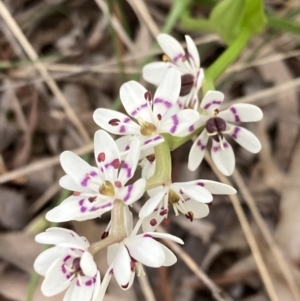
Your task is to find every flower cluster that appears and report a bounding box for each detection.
[34,33,263,301]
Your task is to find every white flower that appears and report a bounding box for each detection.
[34,227,100,301]
[188,91,263,176]
[139,179,236,232]
[93,68,199,154]
[143,34,204,109]
[46,130,145,222]
[97,220,183,300]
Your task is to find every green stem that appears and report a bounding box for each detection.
[88,200,126,255]
[206,27,251,81]
[267,15,300,35]
[180,13,214,33]
[146,141,172,190]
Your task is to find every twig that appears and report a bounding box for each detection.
[233,169,300,301]
[156,225,234,301]
[29,183,60,215]
[0,1,90,143]
[137,272,157,301]
[223,77,300,109]
[94,0,136,53]
[127,0,160,38]
[0,142,93,184]
[204,154,279,301]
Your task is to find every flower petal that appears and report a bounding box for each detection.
[157,34,190,70]
[139,189,167,218]
[91,271,101,301]
[230,125,261,153]
[185,35,200,68]
[218,104,263,123]
[59,175,83,192]
[125,236,165,267]
[188,129,208,171]
[160,244,177,266]
[120,81,152,122]
[93,108,140,135]
[152,68,181,117]
[80,251,97,277]
[107,243,120,266]
[96,268,112,301]
[94,130,120,181]
[35,228,89,249]
[41,258,72,296]
[46,199,112,223]
[211,139,235,176]
[190,180,236,194]
[63,276,94,301]
[179,200,209,219]
[140,232,184,245]
[118,178,146,205]
[142,210,165,232]
[113,244,132,288]
[141,135,164,150]
[118,136,140,185]
[200,90,224,115]
[60,151,98,189]
[181,185,213,203]
[142,62,171,85]
[160,109,199,137]
[34,247,68,276]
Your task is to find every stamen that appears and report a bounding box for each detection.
[109,119,120,126]
[172,204,179,216]
[150,219,157,226]
[144,91,152,101]
[162,54,170,62]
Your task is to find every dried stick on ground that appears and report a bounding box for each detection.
[233,169,300,301]
[204,154,279,301]
[0,1,90,143]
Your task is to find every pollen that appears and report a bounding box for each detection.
[99,181,115,196]
[162,54,170,62]
[168,189,180,205]
[140,121,157,136]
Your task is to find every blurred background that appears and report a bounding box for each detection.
[0,0,300,301]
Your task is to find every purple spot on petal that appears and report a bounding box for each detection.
[189,125,195,132]
[80,206,87,213]
[63,255,71,262]
[173,53,184,63]
[153,98,172,109]
[213,146,219,152]
[197,182,204,187]
[85,280,93,286]
[203,100,222,110]
[125,145,130,151]
[230,107,241,122]
[121,162,132,178]
[197,139,206,151]
[78,199,84,206]
[154,135,162,141]
[123,184,133,202]
[143,234,152,238]
[231,126,241,139]
[170,115,179,134]
[120,125,126,133]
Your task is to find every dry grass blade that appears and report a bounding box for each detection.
[0,143,93,184]
[93,0,136,53]
[127,0,160,37]
[223,77,300,109]
[156,225,234,301]
[137,272,157,301]
[0,1,90,143]
[233,169,300,301]
[204,154,279,301]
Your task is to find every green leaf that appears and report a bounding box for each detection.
[209,0,266,44]
[267,15,300,35]
[209,0,245,44]
[242,0,266,35]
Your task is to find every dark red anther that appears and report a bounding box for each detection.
[97,152,105,162]
[150,219,157,226]
[111,159,120,169]
[109,119,120,126]
[88,197,96,203]
[207,202,213,207]
[180,74,194,96]
[146,154,155,163]
[144,90,152,101]
[157,114,162,120]
[163,218,170,225]
[73,191,80,196]
[185,211,194,222]
[101,231,109,239]
[130,261,135,271]
[160,208,168,216]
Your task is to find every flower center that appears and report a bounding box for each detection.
[140,121,157,136]
[99,180,115,196]
[168,189,180,205]
[71,257,85,277]
[180,74,194,96]
[205,117,227,141]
